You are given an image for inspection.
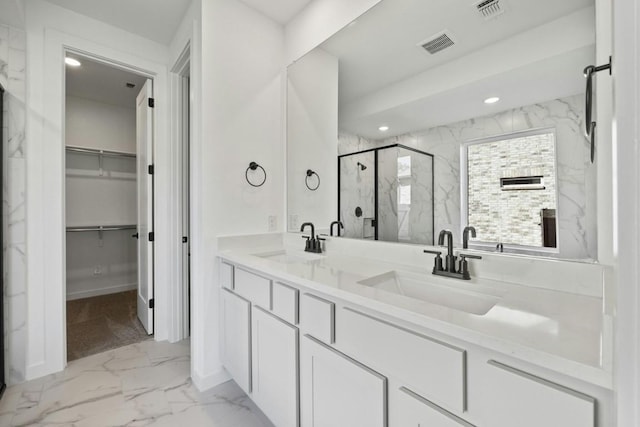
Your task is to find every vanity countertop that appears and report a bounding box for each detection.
[219,245,612,390]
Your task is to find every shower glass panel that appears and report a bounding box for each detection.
[339,145,434,244]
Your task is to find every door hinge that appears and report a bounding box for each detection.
[148,97,155,108]
[148,164,154,175]
[148,232,155,242]
[149,298,154,309]
[182,236,188,243]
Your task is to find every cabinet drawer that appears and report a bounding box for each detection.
[272,282,299,325]
[300,293,335,344]
[220,261,234,290]
[484,360,595,427]
[392,387,474,427]
[234,268,271,308]
[337,307,466,412]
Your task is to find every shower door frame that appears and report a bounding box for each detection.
[337,143,435,244]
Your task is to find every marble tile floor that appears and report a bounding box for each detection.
[0,339,274,427]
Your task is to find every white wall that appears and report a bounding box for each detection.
[65,96,136,152]
[0,22,27,386]
[287,48,338,231]
[284,0,382,64]
[23,0,171,380]
[192,0,285,390]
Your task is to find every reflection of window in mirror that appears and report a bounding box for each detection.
[464,128,558,252]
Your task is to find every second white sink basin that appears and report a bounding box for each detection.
[253,249,324,264]
[358,270,505,315]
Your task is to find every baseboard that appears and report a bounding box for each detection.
[66,283,137,300]
[191,368,231,392]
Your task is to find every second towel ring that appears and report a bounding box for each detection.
[305,169,320,191]
[246,161,267,187]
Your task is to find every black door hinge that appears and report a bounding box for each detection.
[148,232,155,242]
[148,98,155,108]
[149,298,154,309]
[182,236,188,243]
[148,164,154,175]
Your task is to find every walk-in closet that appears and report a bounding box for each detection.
[64,55,152,361]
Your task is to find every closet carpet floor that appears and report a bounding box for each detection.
[66,290,150,361]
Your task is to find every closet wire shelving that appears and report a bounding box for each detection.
[65,145,137,178]
[65,145,138,238]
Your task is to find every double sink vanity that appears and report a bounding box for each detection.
[218,232,613,427]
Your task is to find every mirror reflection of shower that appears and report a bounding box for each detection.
[339,144,434,245]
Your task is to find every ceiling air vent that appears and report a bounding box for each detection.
[475,0,506,20]
[419,32,455,55]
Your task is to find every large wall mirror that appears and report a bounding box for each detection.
[287,0,597,260]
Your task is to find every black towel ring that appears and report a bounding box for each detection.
[245,161,267,187]
[305,169,320,191]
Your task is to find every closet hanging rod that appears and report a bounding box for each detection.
[65,145,136,158]
[66,225,137,232]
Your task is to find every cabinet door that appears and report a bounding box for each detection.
[391,387,474,427]
[221,289,251,393]
[484,360,595,427]
[300,335,387,427]
[252,306,299,427]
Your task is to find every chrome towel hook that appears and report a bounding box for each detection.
[584,56,612,163]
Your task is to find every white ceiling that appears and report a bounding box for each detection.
[44,0,192,44]
[239,0,311,24]
[297,0,595,138]
[321,0,593,105]
[65,54,148,108]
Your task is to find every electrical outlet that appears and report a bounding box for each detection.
[289,214,298,230]
[93,265,102,276]
[268,215,277,232]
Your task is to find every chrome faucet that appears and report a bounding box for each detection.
[463,226,476,249]
[330,221,344,237]
[301,222,323,253]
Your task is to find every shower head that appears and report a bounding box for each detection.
[357,162,367,171]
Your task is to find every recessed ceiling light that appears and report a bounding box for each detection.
[65,57,81,67]
[379,126,389,132]
[484,96,500,104]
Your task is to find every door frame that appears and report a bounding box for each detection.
[25,28,173,379]
[170,43,192,341]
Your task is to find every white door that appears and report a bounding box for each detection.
[300,335,387,427]
[252,306,299,427]
[136,79,154,334]
[221,289,252,393]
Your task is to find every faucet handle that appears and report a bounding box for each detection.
[423,249,442,255]
[301,235,311,240]
[459,253,482,260]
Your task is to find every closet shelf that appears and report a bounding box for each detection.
[66,224,137,232]
[66,145,136,158]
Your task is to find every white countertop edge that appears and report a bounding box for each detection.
[218,250,613,391]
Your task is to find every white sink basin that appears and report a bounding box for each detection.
[253,249,324,264]
[358,270,505,315]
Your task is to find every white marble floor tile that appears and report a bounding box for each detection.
[0,339,273,427]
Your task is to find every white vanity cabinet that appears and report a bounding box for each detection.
[481,360,595,427]
[300,335,387,427]
[251,306,299,427]
[219,258,609,427]
[220,288,251,393]
[391,387,475,427]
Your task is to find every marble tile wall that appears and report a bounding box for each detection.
[339,94,594,259]
[339,151,375,239]
[0,23,27,385]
